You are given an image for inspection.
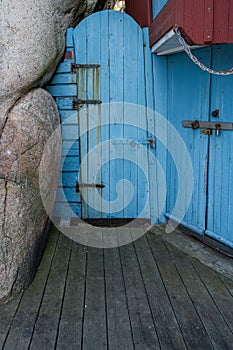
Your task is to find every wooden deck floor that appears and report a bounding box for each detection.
[1,226,233,350]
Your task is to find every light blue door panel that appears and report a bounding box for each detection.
[207,45,233,248]
[166,48,211,233]
[73,11,152,220]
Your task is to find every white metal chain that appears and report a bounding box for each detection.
[174,27,233,76]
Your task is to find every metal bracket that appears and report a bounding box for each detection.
[183,120,233,131]
[111,138,155,148]
[71,63,100,73]
[76,182,105,193]
[72,98,102,109]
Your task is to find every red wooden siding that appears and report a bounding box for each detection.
[126,0,152,28]
[149,0,233,47]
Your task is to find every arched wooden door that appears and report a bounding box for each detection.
[72,11,156,220]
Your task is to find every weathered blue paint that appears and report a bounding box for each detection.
[143,28,159,223]
[46,84,77,97]
[206,45,233,248]
[72,11,154,220]
[151,41,168,223]
[46,10,233,248]
[165,48,211,233]
[46,28,81,219]
[152,0,168,19]
[161,44,233,248]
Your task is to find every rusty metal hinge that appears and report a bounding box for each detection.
[71,63,100,73]
[76,182,105,193]
[72,98,102,109]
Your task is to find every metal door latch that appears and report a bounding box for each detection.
[183,120,233,136]
[111,138,155,148]
[76,182,105,193]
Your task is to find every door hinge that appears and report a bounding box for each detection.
[72,98,102,109]
[76,182,105,192]
[71,63,100,73]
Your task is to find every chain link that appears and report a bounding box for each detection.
[174,27,233,76]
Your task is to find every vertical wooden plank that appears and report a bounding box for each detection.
[56,243,87,349]
[29,234,72,350]
[136,26,151,219]
[213,0,230,43]
[183,0,205,44]
[229,3,233,42]
[66,28,74,48]
[125,0,152,28]
[134,235,187,349]
[86,13,102,218]
[123,15,140,218]
[206,44,233,248]
[152,52,168,223]
[204,0,214,43]
[143,28,157,222]
[104,246,134,350]
[119,228,160,349]
[166,48,211,233]
[100,11,110,218]
[2,229,59,350]
[73,20,88,219]
[82,247,107,350]
[109,11,124,218]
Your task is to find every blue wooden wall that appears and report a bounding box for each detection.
[152,0,169,19]
[153,44,233,248]
[46,10,233,249]
[47,28,82,220]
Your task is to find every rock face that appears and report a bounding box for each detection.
[0,0,111,303]
[0,0,108,124]
[0,89,61,303]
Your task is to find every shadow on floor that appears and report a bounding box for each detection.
[1,225,233,350]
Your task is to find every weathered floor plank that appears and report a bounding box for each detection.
[0,294,22,349]
[56,243,87,350]
[0,226,233,350]
[3,228,59,350]
[147,232,214,350]
[104,241,134,350]
[165,241,233,349]
[29,232,72,350]
[192,258,233,334]
[82,246,107,350]
[134,233,187,350]
[119,228,160,350]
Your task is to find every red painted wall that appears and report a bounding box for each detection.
[126,0,152,28]
[149,0,233,47]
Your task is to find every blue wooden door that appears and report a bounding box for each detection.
[206,45,233,248]
[166,48,211,234]
[73,11,154,220]
[167,45,233,248]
